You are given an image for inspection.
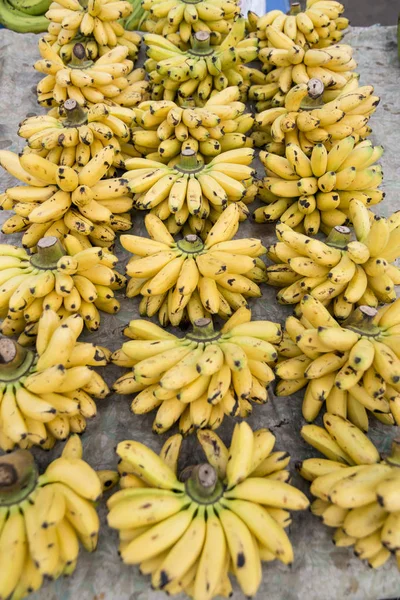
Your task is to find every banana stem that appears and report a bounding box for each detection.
[289,2,301,15]
[185,464,223,503]
[326,225,352,249]
[30,236,66,269]
[0,450,38,506]
[342,306,380,336]
[176,234,204,255]
[0,339,27,371]
[191,31,211,54]
[63,99,88,127]
[191,318,215,339]
[69,43,93,69]
[178,149,199,172]
[300,79,325,110]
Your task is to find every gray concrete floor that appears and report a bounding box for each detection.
[343,0,399,27]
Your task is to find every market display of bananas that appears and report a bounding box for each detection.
[128,87,254,163]
[248,1,349,50]
[35,40,148,108]
[107,422,309,598]
[121,206,266,324]
[254,137,383,235]
[0,0,49,32]
[44,0,132,48]
[249,37,356,113]
[0,313,109,450]
[265,206,400,312]
[0,440,101,599]
[19,99,136,171]
[299,429,400,570]
[253,78,379,152]
[140,0,240,44]
[112,309,281,433]
[124,148,256,235]
[0,236,124,337]
[275,295,400,428]
[0,144,133,248]
[145,19,258,106]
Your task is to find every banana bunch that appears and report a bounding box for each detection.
[124,148,256,236]
[123,0,145,32]
[0,145,133,248]
[249,37,356,112]
[300,428,400,570]
[44,0,133,49]
[249,1,349,51]
[107,422,309,598]
[128,88,254,163]
[274,295,400,429]
[144,19,258,106]
[255,136,383,235]
[141,0,240,46]
[19,99,136,171]
[0,440,101,599]
[0,0,49,32]
[266,205,400,312]
[253,79,379,152]
[0,314,109,451]
[112,309,281,433]
[121,206,265,325]
[0,237,124,337]
[35,40,149,108]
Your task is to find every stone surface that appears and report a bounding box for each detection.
[0,26,399,600]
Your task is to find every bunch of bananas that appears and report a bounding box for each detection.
[0,440,101,599]
[248,1,349,50]
[19,99,136,170]
[249,37,356,112]
[0,312,109,450]
[254,136,383,235]
[112,309,281,433]
[124,149,256,236]
[265,208,400,313]
[35,41,149,108]
[107,422,309,598]
[0,0,49,33]
[145,19,258,106]
[128,88,254,162]
[0,237,124,337]
[44,0,133,48]
[123,0,145,32]
[140,0,240,46]
[0,145,133,248]
[253,79,379,152]
[275,295,400,429]
[300,428,400,570]
[121,206,266,324]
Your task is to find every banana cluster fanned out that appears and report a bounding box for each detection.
[141,0,240,46]
[35,40,149,108]
[44,0,133,48]
[253,79,379,152]
[145,19,258,106]
[107,423,309,599]
[0,237,125,338]
[266,205,400,312]
[300,429,400,570]
[124,149,256,237]
[0,313,109,451]
[19,100,136,171]
[128,88,254,163]
[112,309,281,433]
[255,136,383,235]
[0,145,133,248]
[248,1,349,51]
[0,439,102,599]
[121,206,266,325]
[249,36,356,113]
[275,295,400,429]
